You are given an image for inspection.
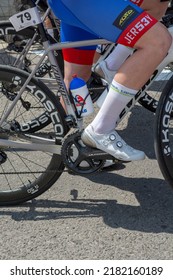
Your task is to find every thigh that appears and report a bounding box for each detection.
[48,0,158,47]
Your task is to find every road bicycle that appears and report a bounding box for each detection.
[1,1,173,116]
[0,4,173,206]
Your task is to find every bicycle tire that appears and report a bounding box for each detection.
[0,65,68,206]
[154,74,173,189]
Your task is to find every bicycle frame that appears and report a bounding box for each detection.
[1,5,173,153]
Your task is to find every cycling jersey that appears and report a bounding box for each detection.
[48,0,157,64]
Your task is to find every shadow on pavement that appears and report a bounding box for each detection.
[1,171,173,234]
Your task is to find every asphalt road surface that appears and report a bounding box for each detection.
[1,102,173,260]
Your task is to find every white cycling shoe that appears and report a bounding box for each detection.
[81,125,145,162]
[93,60,116,84]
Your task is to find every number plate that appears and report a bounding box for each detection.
[9,7,42,31]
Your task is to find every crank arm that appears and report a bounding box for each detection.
[80,146,117,161]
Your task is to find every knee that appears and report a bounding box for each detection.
[136,23,172,58]
[153,27,172,57]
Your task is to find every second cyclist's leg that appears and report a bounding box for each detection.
[59,22,96,111]
[61,23,96,90]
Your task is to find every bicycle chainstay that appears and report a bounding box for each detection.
[61,129,118,175]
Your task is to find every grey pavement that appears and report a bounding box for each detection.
[0,103,173,260]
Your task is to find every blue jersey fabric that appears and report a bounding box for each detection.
[48,0,143,43]
[60,22,98,50]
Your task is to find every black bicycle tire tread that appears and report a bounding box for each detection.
[154,75,173,188]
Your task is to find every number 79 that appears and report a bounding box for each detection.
[17,12,32,23]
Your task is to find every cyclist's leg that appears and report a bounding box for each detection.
[49,0,170,88]
[94,0,170,81]
[48,0,172,161]
[86,19,171,161]
[91,17,171,132]
[51,0,171,100]
[116,23,171,89]
[61,23,97,90]
[88,1,171,161]
[57,22,97,113]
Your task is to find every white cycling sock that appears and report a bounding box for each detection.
[105,44,134,71]
[91,80,137,134]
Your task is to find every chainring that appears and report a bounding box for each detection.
[61,130,106,174]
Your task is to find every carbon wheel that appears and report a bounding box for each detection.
[154,74,173,189]
[0,65,68,205]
